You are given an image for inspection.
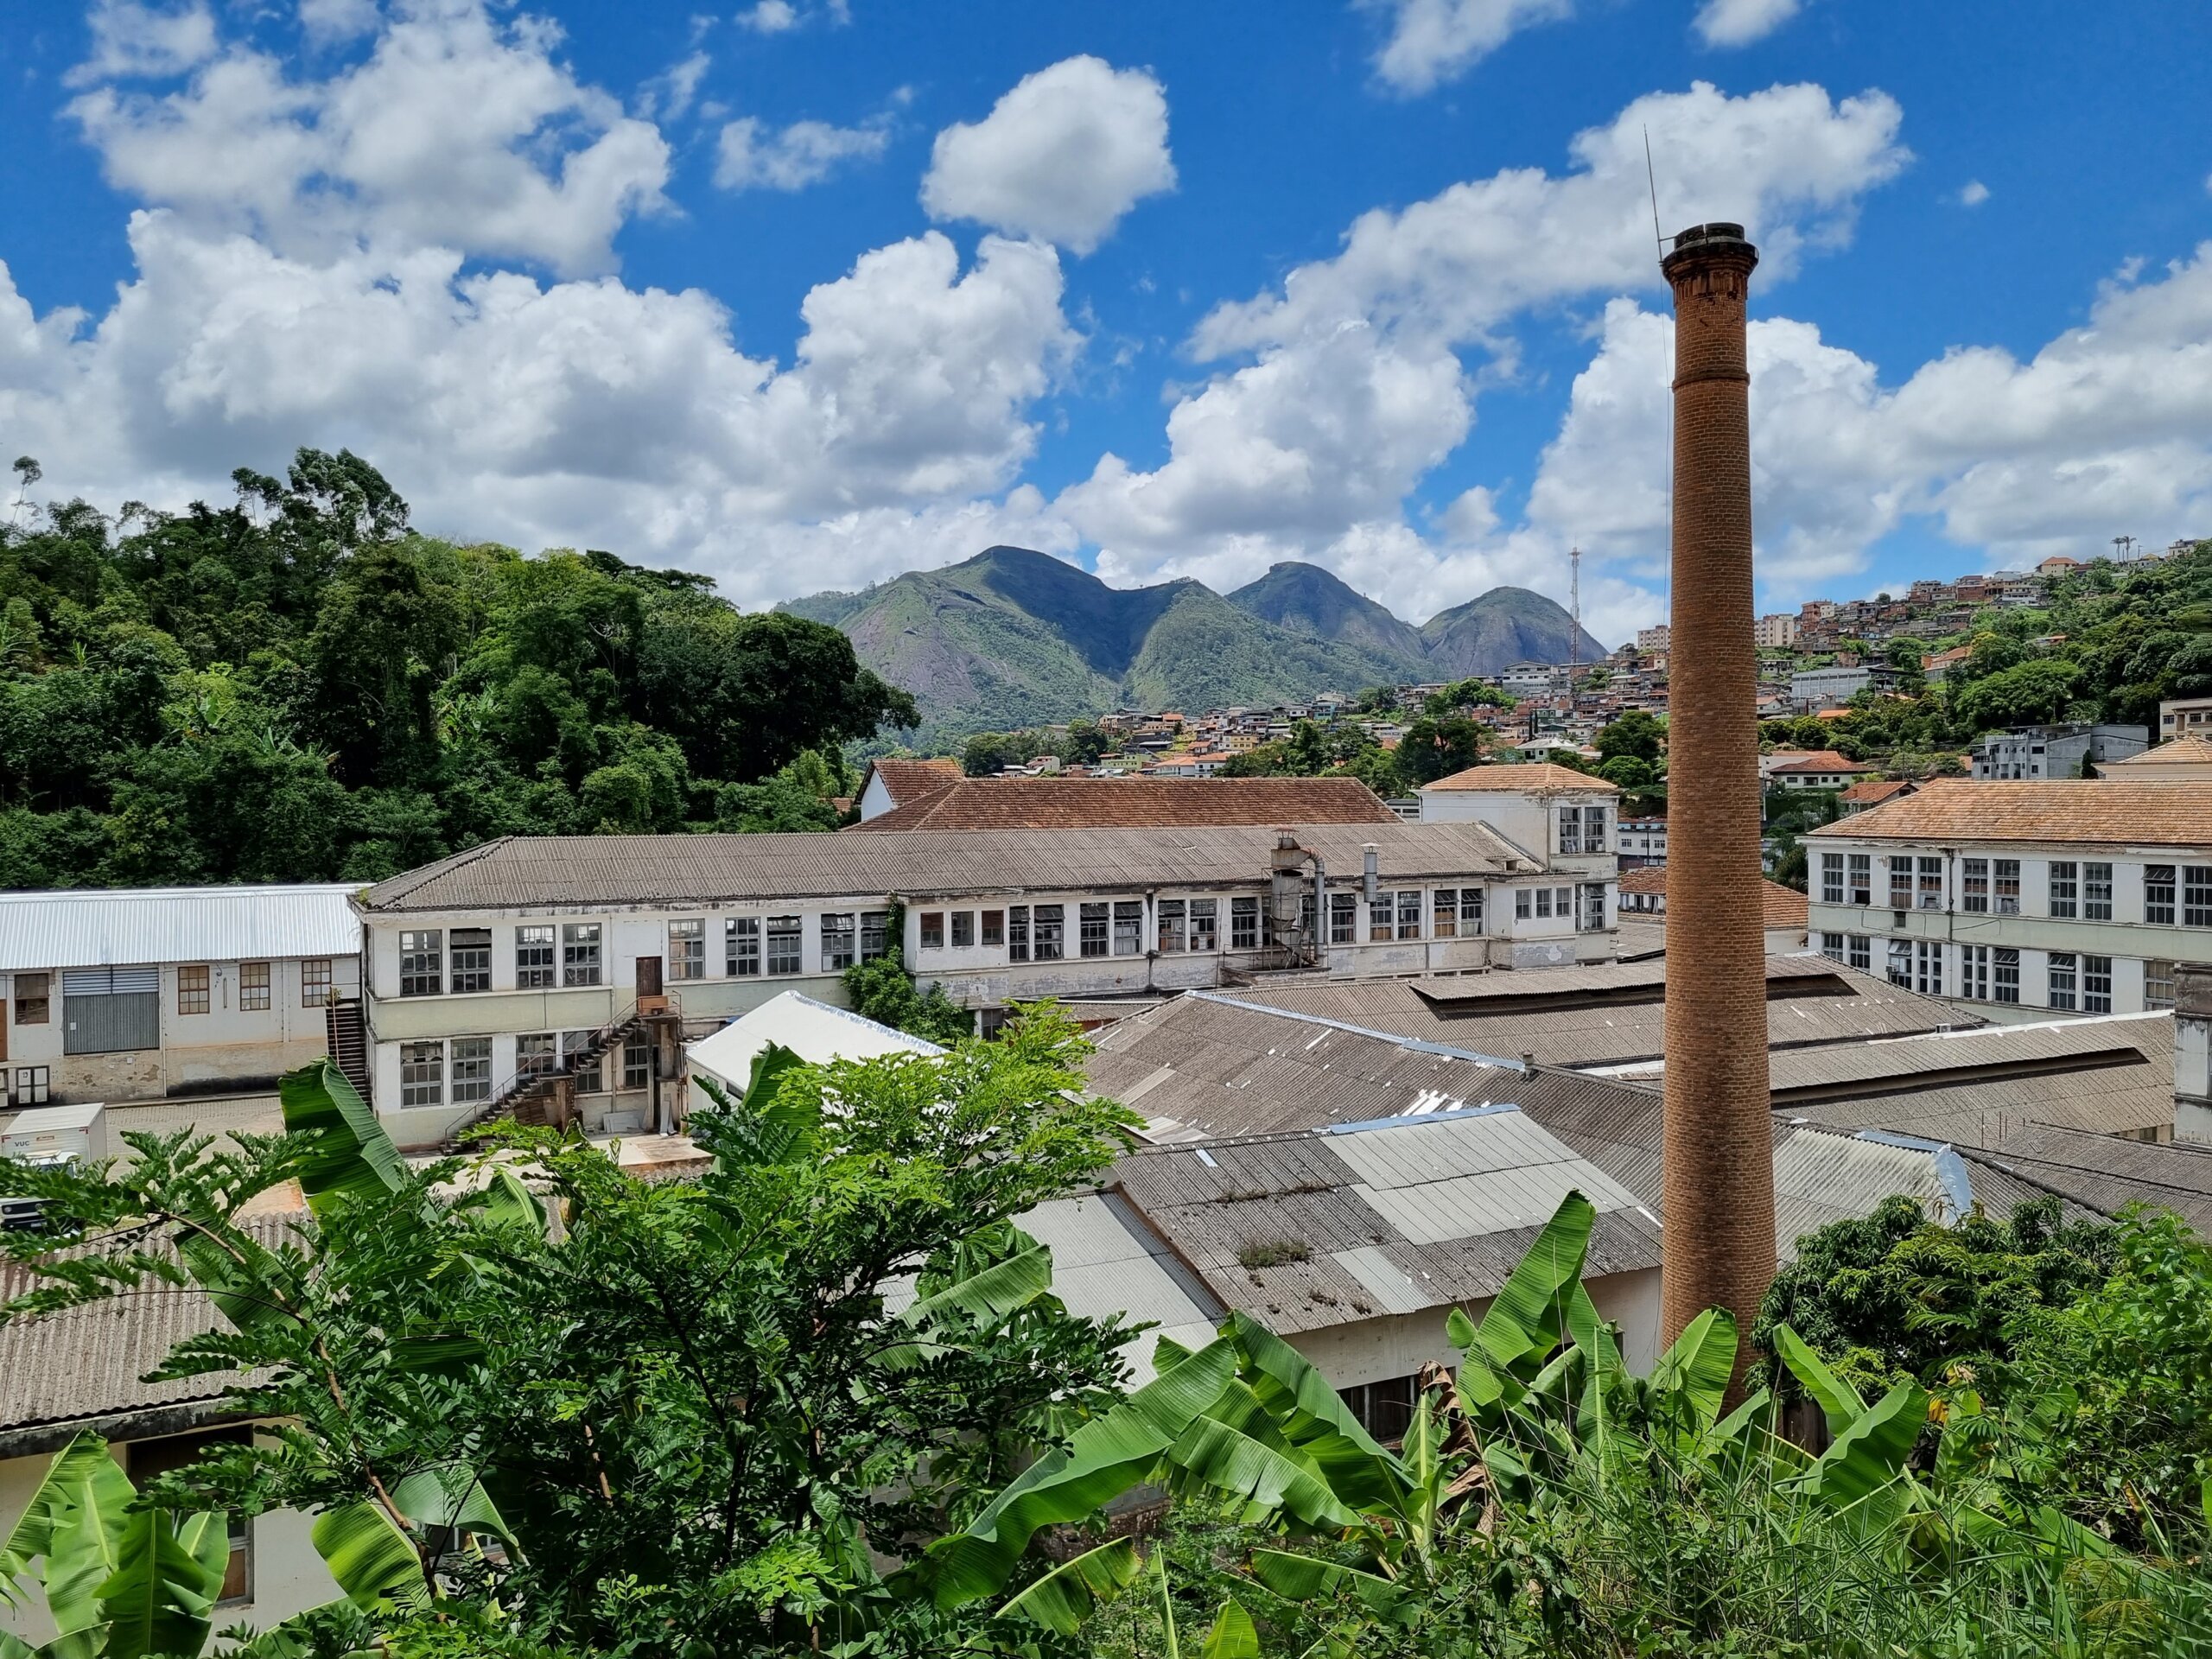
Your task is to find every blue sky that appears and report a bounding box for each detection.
[1,0,2208,645]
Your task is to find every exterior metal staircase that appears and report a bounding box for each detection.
[435,1000,652,1154]
[325,998,372,1101]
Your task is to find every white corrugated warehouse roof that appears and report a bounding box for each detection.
[686,990,941,1090]
[0,885,362,973]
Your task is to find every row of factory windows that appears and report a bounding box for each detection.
[395,918,894,996]
[1819,853,2212,924]
[1818,932,2178,1010]
[10,961,336,1025]
[396,1030,658,1109]
[918,884,1607,961]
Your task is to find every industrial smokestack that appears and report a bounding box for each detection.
[1657,223,1777,1365]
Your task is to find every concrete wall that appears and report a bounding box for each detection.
[1283,1264,1663,1389]
[0,1431,340,1645]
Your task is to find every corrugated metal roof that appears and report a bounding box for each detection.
[1107,1113,1659,1334]
[0,885,361,974]
[686,990,939,1086]
[356,822,1539,913]
[0,1217,298,1437]
[1764,1014,2171,1101]
[1226,959,1961,1069]
[1965,1126,2212,1233]
[1791,1058,2177,1146]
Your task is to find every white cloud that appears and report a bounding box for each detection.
[714,115,888,191]
[1522,245,2212,607]
[68,1,219,86]
[735,1,798,34]
[921,56,1174,254]
[297,0,380,47]
[1693,0,1802,48]
[1958,178,1990,207]
[4,3,1084,609]
[639,50,710,123]
[67,3,672,277]
[1063,81,1909,602]
[1360,0,1574,96]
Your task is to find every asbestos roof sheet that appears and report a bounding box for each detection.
[1764,1015,2171,1103]
[1790,1058,2178,1147]
[1966,1126,2212,1233]
[1228,961,1961,1069]
[685,990,940,1087]
[357,821,1537,913]
[1015,1192,1227,1382]
[0,884,362,974]
[0,1217,299,1438]
[1806,778,2212,849]
[846,776,1401,832]
[1107,1112,1658,1335]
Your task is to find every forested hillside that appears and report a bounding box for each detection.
[0,451,916,888]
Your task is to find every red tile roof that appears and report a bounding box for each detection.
[843,776,1400,832]
[1839,779,1915,805]
[1807,778,2212,848]
[1421,762,1619,793]
[861,757,962,808]
[1610,866,1807,926]
[1767,749,1866,774]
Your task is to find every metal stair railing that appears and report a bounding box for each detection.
[438,995,671,1152]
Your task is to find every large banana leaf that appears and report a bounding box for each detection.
[906,1339,1236,1607]
[391,1462,515,1547]
[1791,1381,1928,1512]
[310,1501,429,1614]
[1248,1549,1411,1622]
[279,1060,410,1217]
[1650,1308,1737,1438]
[29,1458,137,1653]
[1564,1283,1620,1455]
[1164,1391,1362,1532]
[1770,1323,1867,1439]
[172,1223,299,1346]
[93,1509,227,1659]
[879,1236,1052,1370]
[0,1432,130,1599]
[994,1538,1141,1634]
[709,1042,817,1168]
[1448,1192,1595,1423]
[1199,1598,1260,1659]
[1223,1313,1407,1512]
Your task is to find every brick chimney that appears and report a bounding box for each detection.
[1657,223,1777,1360]
[2177,963,2212,1144]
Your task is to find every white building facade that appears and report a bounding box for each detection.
[1806,780,2212,1021]
[353,822,1610,1146]
[0,887,361,1108]
[1415,765,1621,968]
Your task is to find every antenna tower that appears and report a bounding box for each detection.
[1567,544,1582,702]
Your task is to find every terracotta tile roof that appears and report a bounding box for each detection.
[2108,732,2212,767]
[1606,866,1807,926]
[1768,748,1866,774]
[843,776,1399,832]
[1421,762,1619,793]
[1839,779,1914,804]
[861,757,962,808]
[1806,777,2212,847]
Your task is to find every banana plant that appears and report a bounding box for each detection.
[0,1431,232,1659]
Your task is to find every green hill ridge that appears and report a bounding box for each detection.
[780,549,1605,741]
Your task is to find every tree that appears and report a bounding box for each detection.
[1954,658,2082,730]
[2,1023,1141,1656]
[1395,715,1483,786]
[1595,709,1666,766]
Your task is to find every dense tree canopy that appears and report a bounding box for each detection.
[0,451,915,887]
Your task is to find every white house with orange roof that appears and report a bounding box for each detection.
[1417,763,1619,968]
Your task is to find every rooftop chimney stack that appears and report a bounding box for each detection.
[1657,223,1777,1364]
[2176,964,2212,1144]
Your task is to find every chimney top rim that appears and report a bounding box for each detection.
[1661,222,1759,275]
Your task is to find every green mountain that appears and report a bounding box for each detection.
[1224,562,1427,661]
[782,548,1603,739]
[1421,586,1608,678]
